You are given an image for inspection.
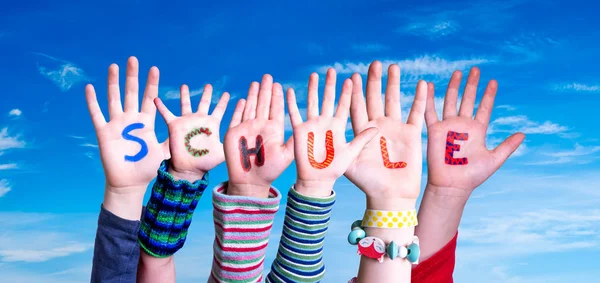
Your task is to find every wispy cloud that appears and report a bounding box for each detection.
[67,135,86,140]
[162,76,230,103]
[502,33,559,62]
[34,53,89,92]
[525,143,600,166]
[401,20,460,39]
[0,179,10,197]
[552,83,600,93]
[0,243,91,263]
[318,55,489,82]
[0,163,18,170]
[80,143,98,148]
[491,115,568,135]
[496,105,516,111]
[8,109,22,118]
[351,43,390,53]
[0,127,26,152]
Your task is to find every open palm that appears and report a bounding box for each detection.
[223,75,294,197]
[289,69,378,187]
[344,62,427,200]
[85,57,168,194]
[154,84,230,175]
[425,67,525,194]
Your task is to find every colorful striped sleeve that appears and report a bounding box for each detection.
[209,182,281,283]
[266,186,336,283]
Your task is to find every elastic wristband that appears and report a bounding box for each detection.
[362,209,418,228]
[138,160,209,258]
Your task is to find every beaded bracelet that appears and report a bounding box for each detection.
[347,220,420,264]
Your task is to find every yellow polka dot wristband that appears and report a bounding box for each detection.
[361,209,418,229]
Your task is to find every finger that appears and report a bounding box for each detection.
[321,68,337,117]
[350,73,368,134]
[458,67,480,118]
[307,73,319,120]
[141,66,160,119]
[270,83,285,125]
[425,82,439,127]
[334,79,352,120]
[242,82,259,121]
[230,99,246,128]
[256,74,273,120]
[85,84,107,129]
[407,80,427,129]
[492,132,525,169]
[124,56,139,113]
[287,88,303,128]
[154,97,176,124]
[475,80,498,126]
[385,64,401,120]
[197,84,212,115]
[443,70,462,119]
[211,92,230,122]
[107,63,123,119]
[347,127,379,159]
[366,61,384,120]
[180,84,193,115]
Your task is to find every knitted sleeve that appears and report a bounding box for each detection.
[209,182,281,283]
[138,160,209,257]
[266,186,336,283]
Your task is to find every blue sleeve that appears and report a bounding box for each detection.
[90,204,141,283]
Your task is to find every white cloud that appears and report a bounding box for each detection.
[8,109,21,117]
[553,83,600,93]
[35,53,89,91]
[0,179,10,197]
[402,20,460,39]
[502,33,559,62]
[67,135,85,140]
[0,163,18,170]
[496,105,516,111]
[491,115,568,135]
[162,76,229,102]
[0,243,91,263]
[318,55,489,83]
[0,127,26,151]
[546,143,600,158]
[351,43,390,53]
[80,143,98,148]
[84,152,94,159]
[524,143,600,166]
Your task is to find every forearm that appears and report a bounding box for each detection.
[209,182,280,283]
[137,161,208,283]
[356,197,417,283]
[414,184,467,261]
[266,184,335,282]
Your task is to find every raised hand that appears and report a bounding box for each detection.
[344,61,427,209]
[287,68,378,197]
[223,75,294,198]
[424,67,525,196]
[154,84,230,181]
[85,56,168,219]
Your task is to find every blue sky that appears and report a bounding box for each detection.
[1,0,599,282]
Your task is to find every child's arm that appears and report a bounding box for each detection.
[343,62,426,283]
[413,68,524,282]
[266,69,377,282]
[136,84,231,283]
[209,75,295,282]
[87,57,169,282]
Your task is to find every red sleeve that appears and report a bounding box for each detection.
[411,232,458,283]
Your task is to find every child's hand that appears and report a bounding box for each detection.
[154,84,230,181]
[85,56,168,219]
[425,67,525,198]
[223,75,294,198]
[287,68,379,197]
[344,61,427,210]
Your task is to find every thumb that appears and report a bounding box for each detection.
[161,138,171,160]
[347,127,379,159]
[283,136,295,165]
[492,132,525,169]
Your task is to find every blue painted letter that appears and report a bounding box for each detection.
[122,122,148,162]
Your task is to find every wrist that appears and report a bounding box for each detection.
[103,186,145,221]
[366,196,417,211]
[294,179,335,197]
[227,182,271,198]
[167,167,205,183]
[424,183,470,210]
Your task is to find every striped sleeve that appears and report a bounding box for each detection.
[209,182,281,283]
[266,186,336,283]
